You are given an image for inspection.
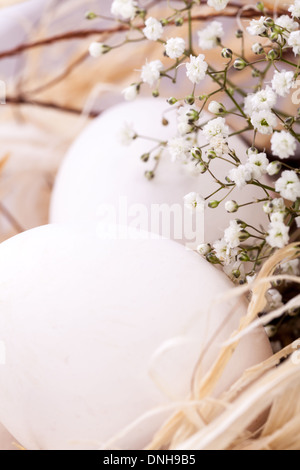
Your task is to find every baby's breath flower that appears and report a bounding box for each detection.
[263,198,286,214]
[247,17,267,36]
[280,259,299,275]
[143,17,164,41]
[271,131,297,160]
[207,0,229,11]
[213,238,237,265]
[289,0,300,19]
[296,216,300,228]
[266,221,290,248]
[288,30,300,55]
[141,60,164,86]
[247,152,269,179]
[202,117,229,141]
[275,170,300,202]
[251,110,277,135]
[186,54,208,84]
[197,21,224,50]
[208,136,229,157]
[111,0,137,20]
[271,70,295,97]
[224,220,245,248]
[228,164,252,188]
[168,136,192,162]
[276,15,298,37]
[266,289,283,309]
[184,192,205,212]
[165,37,186,59]
[118,123,136,146]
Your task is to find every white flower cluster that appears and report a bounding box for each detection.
[266,206,290,249]
[228,150,269,188]
[111,0,137,20]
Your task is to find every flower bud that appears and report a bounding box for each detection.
[152,90,159,98]
[284,116,294,128]
[85,11,97,20]
[206,253,221,264]
[239,230,250,241]
[197,244,211,256]
[267,161,281,176]
[187,109,200,122]
[225,200,238,213]
[256,1,265,12]
[197,162,208,174]
[185,95,195,105]
[191,146,202,160]
[232,269,241,279]
[267,49,279,60]
[236,220,247,229]
[234,58,247,70]
[208,101,226,115]
[167,97,177,105]
[161,18,168,26]
[264,17,274,27]
[265,325,277,338]
[208,200,220,209]
[175,17,184,26]
[140,153,150,162]
[221,48,233,59]
[145,171,155,180]
[239,252,250,262]
[236,29,243,38]
[162,118,169,126]
[252,43,264,55]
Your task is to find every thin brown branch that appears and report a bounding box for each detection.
[0,4,287,61]
[6,95,101,118]
[0,202,25,233]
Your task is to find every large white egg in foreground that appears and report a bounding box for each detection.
[50,99,269,245]
[0,224,271,450]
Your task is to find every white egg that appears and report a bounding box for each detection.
[50,99,269,246]
[0,423,17,450]
[0,223,271,450]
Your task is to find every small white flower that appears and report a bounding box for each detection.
[263,198,286,214]
[251,110,277,135]
[165,37,186,59]
[202,117,229,141]
[280,259,299,275]
[252,43,263,54]
[266,289,283,309]
[247,152,269,179]
[296,216,300,228]
[197,243,211,256]
[266,222,290,248]
[184,192,205,212]
[143,17,163,41]
[208,101,225,114]
[118,123,136,146]
[89,42,106,58]
[177,106,196,136]
[111,0,137,20]
[252,86,277,111]
[213,238,237,265]
[270,212,285,224]
[271,70,295,97]
[276,15,298,37]
[267,161,282,176]
[225,200,238,213]
[141,60,164,86]
[289,0,300,19]
[197,21,224,50]
[271,131,297,160]
[122,84,138,101]
[288,30,300,55]
[207,0,229,11]
[186,54,208,84]
[224,220,244,249]
[168,136,192,162]
[208,136,229,157]
[275,170,300,202]
[228,164,253,188]
[247,17,267,36]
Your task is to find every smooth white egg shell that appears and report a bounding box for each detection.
[50,99,269,245]
[0,224,271,450]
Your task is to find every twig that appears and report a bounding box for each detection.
[6,95,100,118]
[0,202,25,233]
